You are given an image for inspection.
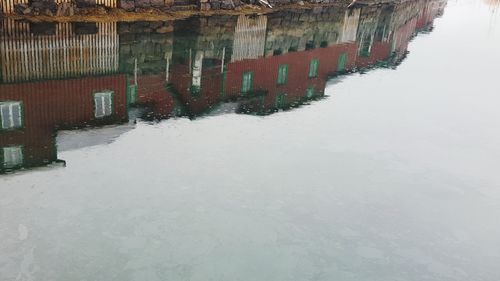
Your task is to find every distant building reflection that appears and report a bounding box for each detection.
[0,0,446,173]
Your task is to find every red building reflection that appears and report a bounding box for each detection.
[0,0,446,172]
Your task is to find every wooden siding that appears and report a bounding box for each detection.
[231,15,267,62]
[0,19,119,83]
[1,0,28,14]
[340,8,361,43]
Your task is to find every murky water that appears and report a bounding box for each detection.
[1,0,500,280]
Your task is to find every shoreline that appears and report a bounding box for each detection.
[0,2,350,22]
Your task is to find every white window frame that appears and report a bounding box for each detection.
[94,91,114,118]
[2,146,23,169]
[0,101,23,129]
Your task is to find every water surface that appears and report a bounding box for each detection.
[1,0,500,280]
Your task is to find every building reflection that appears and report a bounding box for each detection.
[0,0,446,173]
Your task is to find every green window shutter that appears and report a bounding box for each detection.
[220,71,227,98]
[241,71,254,94]
[337,53,347,72]
[306,86,315,98]
[309,59,319,78]
[275,93,286,108]
[360,36,372,57]
[127,84,138,105]
[277,64,288,85]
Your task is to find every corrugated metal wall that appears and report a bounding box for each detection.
[0,75,128,168]
[0,75,128,128]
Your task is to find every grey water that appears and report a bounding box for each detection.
[1,0,500,280]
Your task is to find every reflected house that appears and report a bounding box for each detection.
[118,21,178,119]
[226,10,359,114]
[388,0,446,62]
[354,4,394,68]
[353,0,446,67]
[387,0,423,61]
[169,16,236,116]
[167,11,361,116]
[225,42,358,113]
[391,14,418,61]
[0,0,446,172]
[416,0,447,31]
[0,20,126,173]
[153,2,445,116]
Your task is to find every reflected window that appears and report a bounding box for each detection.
[0,101,23,130]
[306,86,315,98]
[241,71,254,94]
[309,59,319,78]
[128,84,138,105]
[277,64,288,85]
[359,35,372,57]
[275,93,286,109]
[305,41,315,50]
[73,22,98,35]
[30,22,56,35]
[337,53,348,72]
[2,146,23,169]
[94,91,114,118]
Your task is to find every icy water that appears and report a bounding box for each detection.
[1,0,500,280]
